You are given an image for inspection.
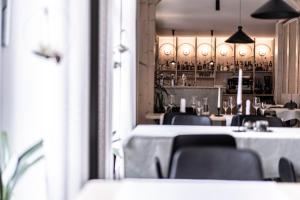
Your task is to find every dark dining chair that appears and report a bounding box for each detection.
[162,112,188,125]
[169,147,263,181]
[155,134,237,178]
[279,157,297,182]
[283,101,298,127]
[231,115,283,127]
[171,107,195,114]
[171,115,212,126]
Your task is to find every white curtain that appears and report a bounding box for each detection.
[108,0,137,178]
[0,0,89,200]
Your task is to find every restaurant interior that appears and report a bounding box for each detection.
[2,0,300,200]
[93,0,300,199]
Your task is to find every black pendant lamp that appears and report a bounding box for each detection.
[170,30,176,65]
[251,0,299,19]
[225,0,254,44]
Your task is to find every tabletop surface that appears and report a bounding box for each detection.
[77,179,300,200]
[128,125,300,139]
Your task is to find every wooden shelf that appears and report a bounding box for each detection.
[157,70,176,73]
[254,94,274,96]
[255,71,272,73]
[197,77,215,79]
[215,71,235,73]
[177,70,195,73]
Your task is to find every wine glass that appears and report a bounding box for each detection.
[202,97,209,114]
[196,100,203,116]
[163,98,169,113]
[229,96,235,115]
[253,97,261,115]
[223,100,229,115]
[191,96,198,112]
[260,102,267,116]
[169,95,176,111]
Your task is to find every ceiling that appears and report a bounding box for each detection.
[156,0,278,37]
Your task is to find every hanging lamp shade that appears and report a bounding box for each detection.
[225,26,254,44]
[251,0,299,19]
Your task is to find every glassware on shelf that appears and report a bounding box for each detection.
[159,73,164,86]
[229,96,235,115]
[223,100,229,115]
[253,97,261,115]
[181,74,187,86]
[171,74,175,86]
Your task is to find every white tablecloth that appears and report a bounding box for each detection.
[270,108,300,122]
[124,125,300,179]
[77,179,300,200]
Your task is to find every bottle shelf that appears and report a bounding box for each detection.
[255,71,272,73]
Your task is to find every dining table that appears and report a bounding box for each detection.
[269,108,300,122]
[145,112,233,125]
[77,179,300,200]
[124,125,300,179]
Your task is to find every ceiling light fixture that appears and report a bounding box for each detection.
[225,0,254,44]
[251,0,299,19]
[170,29,176,65]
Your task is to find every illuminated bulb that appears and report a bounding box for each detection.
[183,47,191,56]
[200,45,210,56]
[164,48,171,55]
[219,46,228,56]
[239,47,247,57]
[258,46,268,56]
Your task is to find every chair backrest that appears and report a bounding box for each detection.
[231,115,283,127]
[242,116,283,127]
[171,115,212,126]
[169,147,263,181]
[279,157,297,182]
[170,107,195,114]
[167,135,237,177]
[163,112,187,125]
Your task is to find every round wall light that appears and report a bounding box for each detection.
[198,44,211,56]
[183,47,191,56]
[238,45,252,57]
[164,48,171,56]
[239,47,247,57]
[256,44,270,57]
[219,46,229,56]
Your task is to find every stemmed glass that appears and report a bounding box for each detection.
[229,96,235,115]
[169,95,176,111]
[260,102,267,116]
[223,100,229,115]
[163,98,169,113]
[196,100,203,116]
[191,96,198,113]
[253,97,261,115]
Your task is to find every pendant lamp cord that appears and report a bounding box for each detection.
[172,29,175,61]
[211,30,214,61]
[239,0,242,25]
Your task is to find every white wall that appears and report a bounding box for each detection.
[1,0,89,199]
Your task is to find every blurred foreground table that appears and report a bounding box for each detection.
[77,179,300,200]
